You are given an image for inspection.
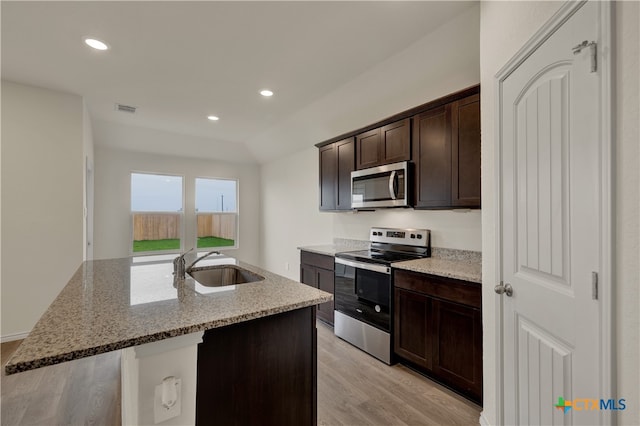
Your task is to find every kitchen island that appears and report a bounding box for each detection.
[5,255,331,425]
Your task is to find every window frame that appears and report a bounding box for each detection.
[129,171,185,257]
[194,176,239,251]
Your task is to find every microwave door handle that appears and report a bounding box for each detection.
[388,171,397,199]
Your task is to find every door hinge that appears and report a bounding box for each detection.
[572,40,597,73]
[592,272,599,300]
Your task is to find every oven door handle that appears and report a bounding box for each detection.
[335,257,390,275]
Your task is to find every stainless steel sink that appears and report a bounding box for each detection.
[187,265,265,287]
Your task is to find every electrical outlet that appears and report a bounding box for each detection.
[154,378,181,424]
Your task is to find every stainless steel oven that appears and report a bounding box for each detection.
[334,227,431,365]
[334,258,392,362]
[351,161,410,209]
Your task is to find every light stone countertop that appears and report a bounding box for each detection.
[392,257,482,284]
[298,244,361,256]
[5,257,332,375]
[300,242,482,284]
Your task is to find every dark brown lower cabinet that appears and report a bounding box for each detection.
[432,298,482,402]
[196,307,317,426]
[394,288,431,369]
[300,251,335,325]
[393,269,482,404]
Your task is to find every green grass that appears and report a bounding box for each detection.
[133,237,235,252]
[133,239,180,252]
[197,236,235,248]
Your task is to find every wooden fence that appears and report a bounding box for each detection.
[197,213,236,240]
[133,213,180,241]
[133,213,236,241]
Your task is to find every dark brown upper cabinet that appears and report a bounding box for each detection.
[451,94,481,207]
[413,93,480,209]
[356,118,410,170]
[413,105,452,208]
[316,85,480,211]
[355,128,381,170]
[319,137,354,211]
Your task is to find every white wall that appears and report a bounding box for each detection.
[83,101,95,260]
[93,146,260,265]
[614,1,640,423]
[260,5,482,279]
[480,2,639,425]
[260,148,333,280]
[1,81,85,338]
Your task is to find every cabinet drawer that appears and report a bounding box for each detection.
[300,251,334,271]
[393,269,480,309]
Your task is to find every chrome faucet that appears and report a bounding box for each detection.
[186,250,220,273]
[173,248,193,280]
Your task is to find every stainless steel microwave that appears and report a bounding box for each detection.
[351,161,410,209]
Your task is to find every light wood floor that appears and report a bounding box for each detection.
[2,322,480,425]
[1,340,121,425]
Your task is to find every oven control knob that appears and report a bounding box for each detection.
[375,305,381,313]
[417,234,423,239]
[410,234,416,239]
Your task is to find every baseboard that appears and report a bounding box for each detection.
[479,412,492,426]
[1,331,29,343]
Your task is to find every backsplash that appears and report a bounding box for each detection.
[332,238,370,250]
[431,247,481,263]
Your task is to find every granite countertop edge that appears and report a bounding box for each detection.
[391,258,482,284]
[298,244,364,256]
[5,257,332,375]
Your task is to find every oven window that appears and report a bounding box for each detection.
[356,268,390,308]
[334,262,391,332]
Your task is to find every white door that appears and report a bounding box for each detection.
[499,1,609,424]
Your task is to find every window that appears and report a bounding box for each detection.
[131,173,183,253]
[195,177,238,249]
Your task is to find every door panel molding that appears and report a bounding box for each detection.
[516,313,574,425]
[493,1,612,425]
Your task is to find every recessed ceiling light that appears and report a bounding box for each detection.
[260,90,274,97]
[84,38,109,51]
[207,115,220,121]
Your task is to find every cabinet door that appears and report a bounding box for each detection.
[381,118,410,164]
[432,298,482,402]
[300,263,317,287]
[356,128,382,170]
[319,144,337,210]
[316,268,335,325]
[412,105,452,208]
[335,137,355,210]
[394,288,432,370]
[451,94,481,207]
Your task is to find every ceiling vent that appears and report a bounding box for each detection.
[115,103,137,114]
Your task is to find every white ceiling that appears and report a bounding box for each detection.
[2,1,476,163]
